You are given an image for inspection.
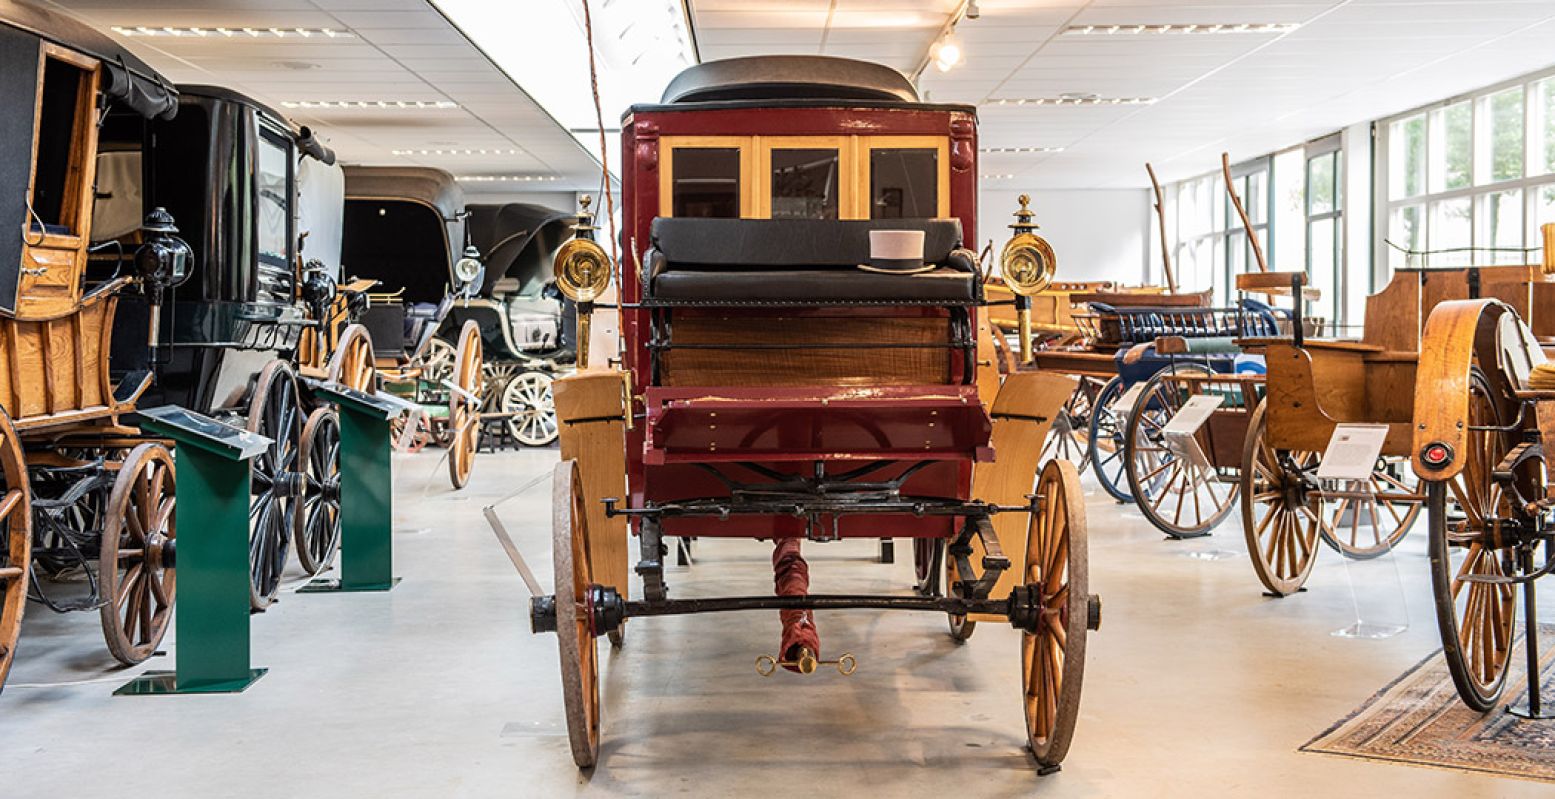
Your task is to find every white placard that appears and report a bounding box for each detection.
[1163,394,1224,435]
[1317,424,1389,481]
[1113,382,1148,416]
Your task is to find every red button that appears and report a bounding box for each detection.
[1423,444,1449,465]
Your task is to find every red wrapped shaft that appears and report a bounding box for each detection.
[772,537,818,671]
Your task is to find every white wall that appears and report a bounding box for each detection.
[978,189,1151,285]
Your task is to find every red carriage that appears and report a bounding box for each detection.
[529,56,1098,770]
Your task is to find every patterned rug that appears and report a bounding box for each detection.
[1302,624,1555,783]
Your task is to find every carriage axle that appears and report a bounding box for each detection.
[530,584,1101,639]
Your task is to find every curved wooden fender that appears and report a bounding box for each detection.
[1412,299,1511,481]
[967,370,1076,620]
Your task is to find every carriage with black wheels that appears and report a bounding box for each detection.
[104,84,363,608]
[0,0,191,691]
[452,202,580,447]
[335,166,485,486]
[526,55,1099,771]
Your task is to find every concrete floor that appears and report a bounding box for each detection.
[4,447,1554,797]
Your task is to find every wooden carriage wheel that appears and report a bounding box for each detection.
[326,323,377,393]
[448,321,484,489]
[294,407,342,575]
[1427,370,1517,711]
[1124,366,1236,538]
[98,443,175,664]
[554,459,601,767]
[1241,403,1323,596]
[1039,378,1095,473]
[946,553,976,641]
[0,411,30,691]
[248,360,302,609]
[1023,459,1091,770]
[1317,463,1421,559]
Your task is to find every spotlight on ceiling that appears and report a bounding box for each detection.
[932,39,962,72]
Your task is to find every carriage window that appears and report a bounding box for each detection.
[91,151,144,242]
[672,147,740,218]
[870,148,938,219]
[31,57,92,233]
[256,131,291,266]
[770,148,839,219]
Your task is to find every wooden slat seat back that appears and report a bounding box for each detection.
[1262,341,1415,456]
[0,279,129,430]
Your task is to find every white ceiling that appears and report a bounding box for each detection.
[691,0,1555,188]
[41,0,607,195]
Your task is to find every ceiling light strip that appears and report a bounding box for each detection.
[393,148,523,156]
[1063,23,1298,36]
[980,146,1065,154]
[112,26,354,38]
[985,97,1156,107]
[282,100,459,110]
[457,175,560,183]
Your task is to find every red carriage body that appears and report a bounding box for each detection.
[616,58,984,541]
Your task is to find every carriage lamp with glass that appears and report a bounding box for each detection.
[999,194,1057,363]
[133,207,194,358]
[552,196,613,370]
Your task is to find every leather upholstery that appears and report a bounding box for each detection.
[645,218,979,305]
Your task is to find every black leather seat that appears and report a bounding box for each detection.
[644,218,979,306]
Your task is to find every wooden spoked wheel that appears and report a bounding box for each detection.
[448,321,483,489]
[1039,378,1095,473]
[247,360,302,609]
[1427,371,1516,711]
[500,371,559,447]
[294,407,342,575]
[99,443,175,664]
[1086,376,1132,502]
[1241,403,1323,596]
[1317,461,1421,559]
[554,459,601,768]
[1023,459,1090,770]
[421,336,457,387]
[0,411,30,692]
[1124,366,1236,538]
[327,323,377,393]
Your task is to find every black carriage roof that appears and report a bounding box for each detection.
[627,55,975,117]
[177,84,336,164]
[0,0,176,119]
[343,166,465,221]
[466,203,576,296]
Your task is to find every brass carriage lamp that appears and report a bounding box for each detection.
[552,196,613,370]
[133,207,194,356]
[999,194,1057,364]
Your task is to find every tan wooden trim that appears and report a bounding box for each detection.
[755,135,854,219]
[857,135,951,219]
[658,136,755,219]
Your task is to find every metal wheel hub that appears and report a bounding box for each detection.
[271,471,307,499]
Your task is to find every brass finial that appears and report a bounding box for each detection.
[1011,194,1038,232]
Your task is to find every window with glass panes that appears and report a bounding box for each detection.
[1306,136,1343,326]
[1162,158,1273,307]
[1378,69,1555,270]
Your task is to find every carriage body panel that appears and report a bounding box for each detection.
[618,94,982,541]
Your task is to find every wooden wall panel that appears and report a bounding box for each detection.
[663,315,953,387]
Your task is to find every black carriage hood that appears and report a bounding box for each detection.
[466,203,576,297]
[0,0,177,120]
[343,166,466,291]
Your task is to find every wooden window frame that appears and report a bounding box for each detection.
[659,136,755,219]
[756,135,853,219]
[859,135,950,219]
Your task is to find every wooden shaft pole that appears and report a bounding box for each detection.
[1222,153,1269,273]
[1146,163,1179,294]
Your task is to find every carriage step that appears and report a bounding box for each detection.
[756,647,856,677]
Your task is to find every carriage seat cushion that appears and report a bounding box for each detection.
[644,218,978,305]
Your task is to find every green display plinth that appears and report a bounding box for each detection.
[299,384,402,593]
[116,406,271,696]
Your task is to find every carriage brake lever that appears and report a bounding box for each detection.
[756,647,856,677]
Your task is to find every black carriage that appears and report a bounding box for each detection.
[452,202,579,446]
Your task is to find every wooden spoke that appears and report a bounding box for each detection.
[1426,369,1517,712]
[1240,403,1322,596]
[294,407,343,575]
[1022,460,1091,771]
[1040,378,1096,473]
[448,321,484,489]
[98,443,175,665]
[1126,368,1236,539]
[554,460,601,768]
[326,323,378,393]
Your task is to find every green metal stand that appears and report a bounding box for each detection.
[116,406,271,696]
[299,384,402,593]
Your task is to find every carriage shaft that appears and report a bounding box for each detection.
[622,593,1010,618]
